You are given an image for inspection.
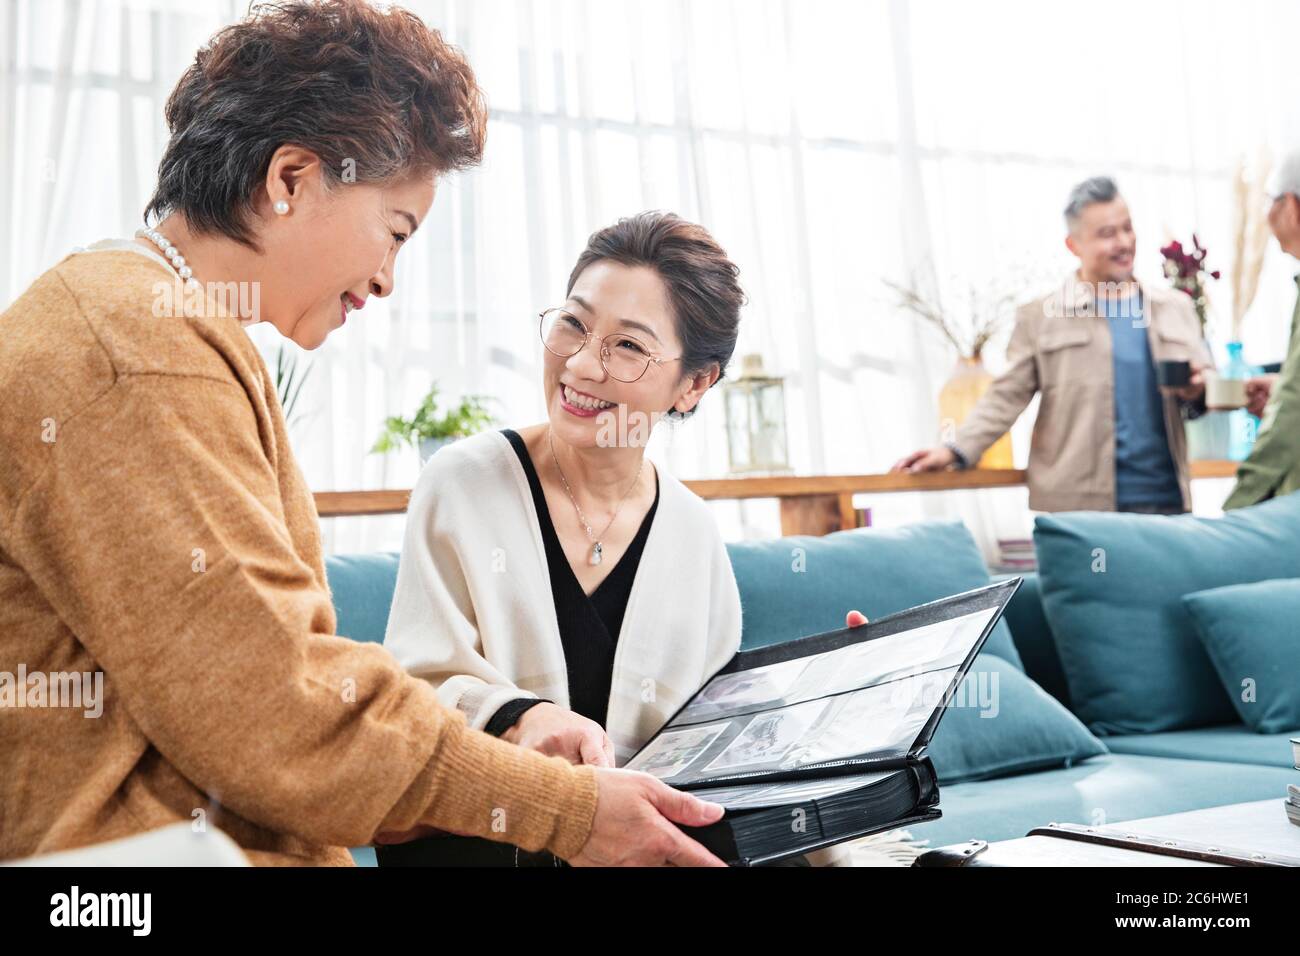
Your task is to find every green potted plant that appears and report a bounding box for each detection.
[370,385,496,462]
[273,345,313,431]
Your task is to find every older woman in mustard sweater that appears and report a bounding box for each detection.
[0,0,726,867]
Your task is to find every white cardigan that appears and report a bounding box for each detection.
[382,430,743,765]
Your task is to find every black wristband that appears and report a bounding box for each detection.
[484,697,551,738]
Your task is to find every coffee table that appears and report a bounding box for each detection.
[914,799,1300,867]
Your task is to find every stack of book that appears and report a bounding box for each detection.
[1288,738,1299,827]
[994,538,1037,574]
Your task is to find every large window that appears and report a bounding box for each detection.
[5,0,1297,552]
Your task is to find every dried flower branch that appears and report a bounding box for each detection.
[883,275,1021,361]
[1229,149,1272,342]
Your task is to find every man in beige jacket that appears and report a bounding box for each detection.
[894,177,1211,513]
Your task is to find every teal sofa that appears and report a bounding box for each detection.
[327,510,1299,863]
[924,570,1297,847]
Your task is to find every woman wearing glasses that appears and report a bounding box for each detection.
[379,212,743,866]
[380,211,868,866]
[372,212,689,864]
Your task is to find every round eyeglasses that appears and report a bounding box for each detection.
[538,308,680,383]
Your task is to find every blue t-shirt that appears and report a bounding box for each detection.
[1099,293,1182,508]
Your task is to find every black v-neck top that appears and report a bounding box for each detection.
[497,428,659,729]
[375,431,661,868]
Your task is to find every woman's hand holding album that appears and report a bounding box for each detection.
[503,612,865,769]
[502,701,616,767]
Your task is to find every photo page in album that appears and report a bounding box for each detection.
[623,580,1020,791]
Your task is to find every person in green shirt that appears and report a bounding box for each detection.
[1225,153,1300,509]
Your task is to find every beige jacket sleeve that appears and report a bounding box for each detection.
[8,372,597,858]
[952,303,1041,465]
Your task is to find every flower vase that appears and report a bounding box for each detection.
[938,356,1013,468]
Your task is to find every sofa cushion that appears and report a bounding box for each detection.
[926,655,1106,784]
[325,552,401,645]
[726,520,1022,667]
[1032,492,1300,735]
[1104,723,1300,768]
[994,572,1069,707]
[916,753,1299,847]
[1182,579,1300,734]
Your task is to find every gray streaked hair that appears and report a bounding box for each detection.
[1064,176,1120,230]
[142,0,487,251]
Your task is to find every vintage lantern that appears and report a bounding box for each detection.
[723,354,790,474]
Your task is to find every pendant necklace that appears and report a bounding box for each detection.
[549,429,645,566]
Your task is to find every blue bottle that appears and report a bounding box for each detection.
[1223,342,1258,461]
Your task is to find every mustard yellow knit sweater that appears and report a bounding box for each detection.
[0,248,598,865]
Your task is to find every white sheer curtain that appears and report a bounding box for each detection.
[6,0,1300,557]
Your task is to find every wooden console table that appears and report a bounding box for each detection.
[313,460,1240,537]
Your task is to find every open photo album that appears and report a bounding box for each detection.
[623,578,1023,865]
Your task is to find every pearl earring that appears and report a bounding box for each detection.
[273,200,290,215]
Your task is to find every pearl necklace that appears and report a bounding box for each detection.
[135,227,199,289]
[548,429,645,567]
[134,227,262,328]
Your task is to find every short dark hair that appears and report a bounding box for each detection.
[1064,175,1120,230]
[144,0,487,249]
[566,212,745,420]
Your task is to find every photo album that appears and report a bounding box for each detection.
[623,578,1023,865]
